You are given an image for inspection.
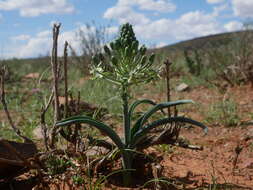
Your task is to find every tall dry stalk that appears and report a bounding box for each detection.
[50,23,61,148]
[40,90,54,150]
[51,23,61,122]
[164,59,172,117]
[63,41,69,118]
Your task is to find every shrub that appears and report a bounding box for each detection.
[206,30,253,87]
[205,99,240,127]
[45,155,73,175]
[184,49,203,76]
[70,22,111,74]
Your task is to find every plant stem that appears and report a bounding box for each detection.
[121,85,132,186]
[122,86,130,145]
[122,151,132,186]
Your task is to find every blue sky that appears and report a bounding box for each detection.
[0,0,251,59]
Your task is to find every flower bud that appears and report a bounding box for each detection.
[149,53,155,63]
[104,45,111,56]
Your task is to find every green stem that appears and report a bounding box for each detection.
[122,86,130,145]
[121,85,132,186]
[122,150,132,186]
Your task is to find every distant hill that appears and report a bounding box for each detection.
[155,30,253,53]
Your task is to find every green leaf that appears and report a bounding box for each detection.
[139,100,193,126]
[56,116,124,149]
[129,99,157,137]
[131,116,208,147]
[140,56,147,66]
[132,100,194,136]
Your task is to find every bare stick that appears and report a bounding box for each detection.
[77,90,81,114]
[63,41,69,118]
[50,23,61,148]
[0,67,33,143]
[164,59,172,117]
[40,90,54,150]
[51,23,61,122]
[232,143,243,173]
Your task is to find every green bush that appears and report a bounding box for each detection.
[205,99,240,127]
[45,155,73,175]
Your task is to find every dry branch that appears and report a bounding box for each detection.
[50,23,61,148]
[63,41,69,118]
[0,67,33,143]
[51,23,61,122]
[164,59,172,117]
[40,90,54,150]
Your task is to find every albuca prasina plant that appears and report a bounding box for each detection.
[56,23,207,185]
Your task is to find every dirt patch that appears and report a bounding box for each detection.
[157,125,253,189]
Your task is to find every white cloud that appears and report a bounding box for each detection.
[105,26,118,35]
[3,24,117,58]
[0,0,75,17]
[11,34,31,41]
[104,5,150,25]
[104,0,176,25]
[133,10,223,43]
[16,31,51,58]
[232,0,253,18]
[37,30,51,38]
[104,1,225,45]
[136,0,176,13]
[117,0,176,13]
[224,21,243,32]
[206,0,224,4]
[155,42,167,48]
[213,4,228,16]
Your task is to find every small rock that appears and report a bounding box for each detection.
[86,146,108,156]
[245,162,253,169]
[176,83,189,92]
[33,127,44,139]
[23,73,40,80]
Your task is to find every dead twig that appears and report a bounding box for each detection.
[164,59,172,117]
[52,23,61,122]
[0,67,33,143]
[232,143,243,174]
[50,23,61,148]
[63,41,69,118]
[40,89,54,150]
